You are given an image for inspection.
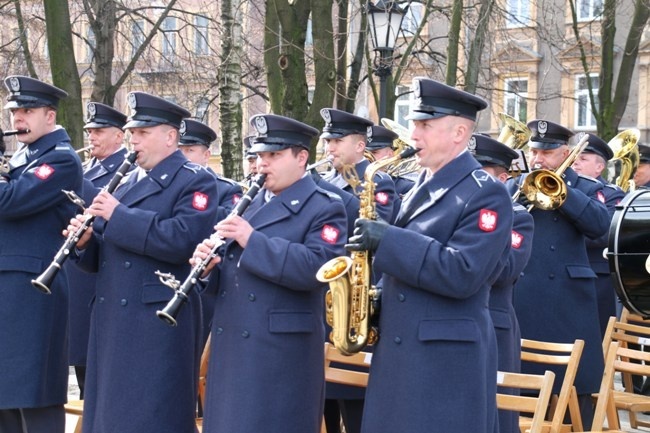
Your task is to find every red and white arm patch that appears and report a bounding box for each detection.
[478,209,498,232]
[34,164,55,180]
[375,191,389,206]
[192,192,209,211]
[511,230,523,249]
[596,191,606,204]
[321,224,340,245]
[232,194,241,205]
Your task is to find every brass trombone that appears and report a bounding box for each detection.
[513,133,590,212]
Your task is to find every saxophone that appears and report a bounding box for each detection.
[316,146,419,355]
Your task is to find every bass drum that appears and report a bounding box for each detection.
[609,189,650,318]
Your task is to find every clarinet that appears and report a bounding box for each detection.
[31,151,138,294]
[155,173,267,326]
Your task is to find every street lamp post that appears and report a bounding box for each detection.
[368,0,406,120]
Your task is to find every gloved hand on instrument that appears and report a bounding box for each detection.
[345,218,389,253]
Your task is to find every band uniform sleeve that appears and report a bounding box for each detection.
[373,171,397,223]
[102,170,219,264]
[557,171,610,240]
[492,206,534,288]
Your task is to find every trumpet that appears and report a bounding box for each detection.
[31,151,138,294]
[513,133,590,212]
[306,156,333,172]
[155,173,267,326]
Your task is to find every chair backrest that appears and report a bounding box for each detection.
[520,338,585,432]
[496,370,556,433]
[323,342,370,387]
[602,311,650,392]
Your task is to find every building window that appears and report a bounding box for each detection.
[577,0,603,20]
[506,0,531,27]
[575,74,599,129]
[194,15,209,55]
[402,4,423,35]
[162,17,177,57]
[196,98,210,123]
[394,85,414,127]
[86,26,95,63]
[306,18,313,47]
[504,78,528,122]
[131,20,145,57]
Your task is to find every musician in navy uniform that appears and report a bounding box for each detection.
[178,118,242,219]
[511,120,610,428]
[192,114,347,433]
[0,76,83,433]
[68,92,219,433]
[366,124,415,198]
[633,143,650,189]
[67,101,129,400]
[571,134,625,336]
[470,133,534,433]
[320,109,396,224]
[348,77,513,433]
[242,135,258,187]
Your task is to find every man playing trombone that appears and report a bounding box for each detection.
[509,120,610,428]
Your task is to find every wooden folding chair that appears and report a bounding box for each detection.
[601,312,650,429]
[321,342,371,433]
[518,338,585,433]
[64,398,84,433]
[497,370,556,433]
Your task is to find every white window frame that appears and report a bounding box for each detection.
[505,0,531,28]
[86,26,95,63]
[575,74,599,129]
[162,17,177,57]
[131,20,145,57]
[402,4,423,35]
[577,0,603,20]
[504,78,528,122]
[194,15,209,55]
[196,98,210,123]
[394,84,414,127]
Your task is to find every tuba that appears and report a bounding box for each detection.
[514,133,590,212]
[606,128,640,192]
[316,146,419,355]
[497,113,531,177]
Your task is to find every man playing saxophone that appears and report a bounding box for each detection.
[346,77,513,433]
[510,120,610,428]
[190,114,347,433]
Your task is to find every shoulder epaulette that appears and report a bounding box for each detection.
[315,185,343,202]
[216,175,238,186]
[512,202,527,212]
[471,169,495,188]
[182,162,202,174]
[578,174,599,184]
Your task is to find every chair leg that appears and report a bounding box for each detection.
[73,416,83,433]
[568,388,584,432]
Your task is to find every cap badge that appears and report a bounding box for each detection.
[127,93,137,111]
[577,132,586,141]
[179,120,187,136]
[254,116,268,135]
[537,120,548,138]
[412,79,421,98]
[467,136,477,154]
[86,102,96,121]
[320,108,331,124]
[9,77,20,92]
[366,126,373,141]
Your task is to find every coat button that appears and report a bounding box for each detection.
[98,296,105,303]
[549,274,555,279]
[550,245,556,251]
[124,261,131,269]
[394,337,401,344]
[241,330,250,338]
[220,291,226,298]
[120,299,128,306]
[553,217,559,222]
[216,327,223,334]
[101,261,106,268]
[228,254,235,260]
[248,293,256,301]
[397,294,405,302]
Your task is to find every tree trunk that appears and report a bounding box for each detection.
[43,0,84,151]
[219,0,244,180]
[446,0,463,86]
[465,0,495,93]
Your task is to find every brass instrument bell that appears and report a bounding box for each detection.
[605,128,640,192]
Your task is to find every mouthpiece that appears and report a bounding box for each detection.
[399,147,421,159]
[2,129,30,136]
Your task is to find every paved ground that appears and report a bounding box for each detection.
[65,368,650,433]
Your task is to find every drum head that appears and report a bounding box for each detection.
[609,189,650,317]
